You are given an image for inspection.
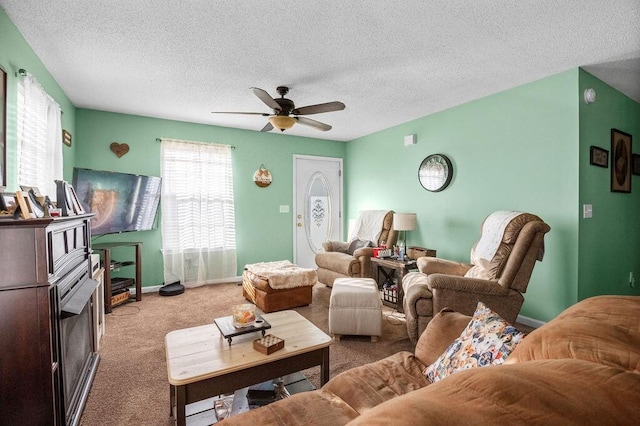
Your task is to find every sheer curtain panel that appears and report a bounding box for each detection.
[17,74,63,200]
[160,138,237,287]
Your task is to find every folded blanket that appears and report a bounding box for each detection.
[245,260,317,289]
[474,211,523,262]
[348,210,389,243]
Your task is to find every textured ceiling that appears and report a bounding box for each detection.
[2,0,639,141]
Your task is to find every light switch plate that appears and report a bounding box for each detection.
[583,204,593,218]
[279,205,289,213]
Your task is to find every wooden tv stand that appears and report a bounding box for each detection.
[93,241,142,313]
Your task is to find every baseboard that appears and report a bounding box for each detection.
[515,314,546,329]
[134,277,243,295]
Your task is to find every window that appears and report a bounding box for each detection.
[160,138,237,287]
[17,74,62,200]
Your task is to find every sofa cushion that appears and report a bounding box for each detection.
[322,351,429,414]
[424,302,525,383]
[414,308,471,367]
[348,359,640,426]
[346,238,372,255]
[218,388,359,425]
[507,295,640,372]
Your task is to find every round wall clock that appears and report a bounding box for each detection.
[418,154,453,192]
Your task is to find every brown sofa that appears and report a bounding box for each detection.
[220,295,640,425]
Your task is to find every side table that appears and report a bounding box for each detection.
[371,249,436,312]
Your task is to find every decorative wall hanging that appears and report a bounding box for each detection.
[110,142,130,158]
[633,154,640,176]
[418,154,453,192]
[62,129,72,147]
[589,146,608,168]
[610,129,632,193]
[253,164,272,187]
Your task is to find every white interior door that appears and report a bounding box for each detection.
[293,155,343,269]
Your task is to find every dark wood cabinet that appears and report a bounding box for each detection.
[0,215,98,426]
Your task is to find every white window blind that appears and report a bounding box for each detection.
[17,74,63,201]
[160,138,237,287]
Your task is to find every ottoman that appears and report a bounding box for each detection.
[243,260,317,313]
[329,277,382,342]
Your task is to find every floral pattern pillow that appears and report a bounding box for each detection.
[424,302,525,383]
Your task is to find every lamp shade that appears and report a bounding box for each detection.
[269,116,296,131]
[393,213,417,231]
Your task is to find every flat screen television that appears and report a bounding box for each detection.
[72,167,162,236]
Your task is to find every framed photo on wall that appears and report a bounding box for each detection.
[610,129,632,193]
[589,146,608,168]
[632,154,640,176]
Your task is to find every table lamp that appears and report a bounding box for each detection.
[393,213,417,258]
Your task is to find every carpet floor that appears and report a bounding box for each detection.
[79,282,414,425]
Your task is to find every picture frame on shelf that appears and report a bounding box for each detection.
[589,146,608,168]
[20,185,42,196]
[27,189,45,218]
[0,191,17,214]
[69,185,85,214]
[15,190,35,219]
[56,180,74,216]
[610,129,632,193]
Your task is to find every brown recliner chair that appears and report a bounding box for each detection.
[402,211,550,343]
[315,210,397,286]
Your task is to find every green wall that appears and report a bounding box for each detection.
[345,70,581,322]
[75,109,346,287]
[4,5,640,322]
[578,69,640,299]
[0,8,77,190]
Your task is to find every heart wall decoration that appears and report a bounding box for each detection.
[110,142,130,158]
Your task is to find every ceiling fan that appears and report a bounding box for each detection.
[212,86,346,132]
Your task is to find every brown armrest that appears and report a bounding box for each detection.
[416,257,472,276]
[414,308,472,367]
[352,246,374,258]
[428,274,510,295]
[322,240,349,253]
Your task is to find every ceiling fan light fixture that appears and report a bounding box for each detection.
[269,115,296,131]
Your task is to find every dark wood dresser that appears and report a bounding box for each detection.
[0,214,99,426]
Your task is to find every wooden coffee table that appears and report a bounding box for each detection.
[165,310,332,426]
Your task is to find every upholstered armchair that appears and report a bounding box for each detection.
[315,210,397,286]
[402,211,550,343]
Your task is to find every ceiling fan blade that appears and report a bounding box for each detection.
[260,122,274,132]
[211,111,271,116]
[250,87,282,112]
[292,101,345,116]
[296,116,332,131]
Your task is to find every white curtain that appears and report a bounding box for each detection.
[160,138,237,287]
[17,74,63,201]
